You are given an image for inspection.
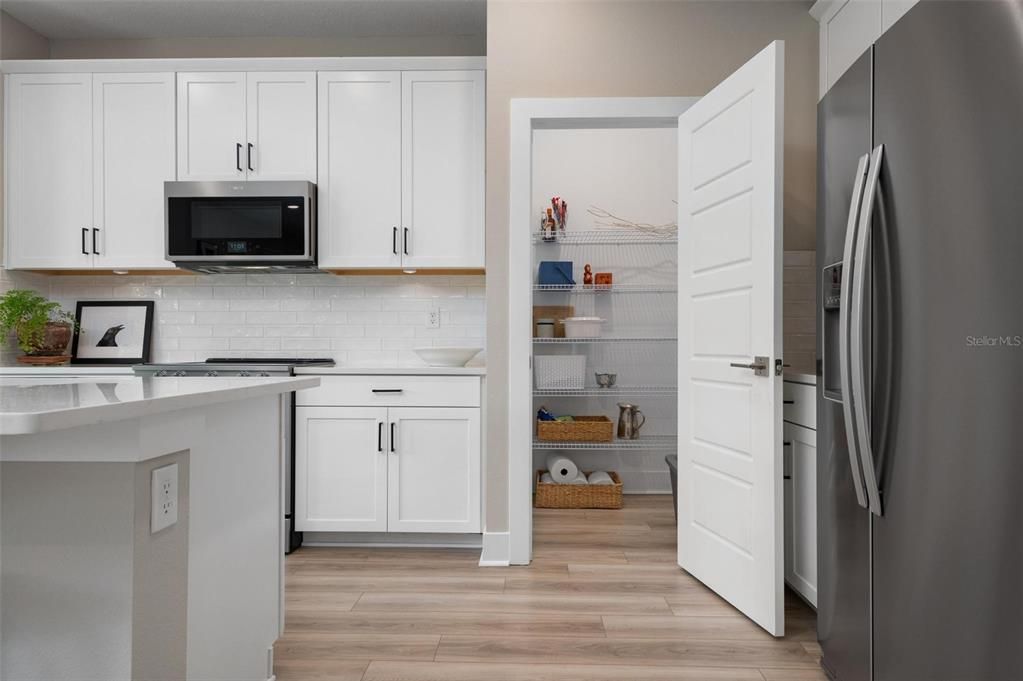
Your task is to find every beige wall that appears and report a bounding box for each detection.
[485,1,818,533]
[48,34,484,59]
[0,11,51,266]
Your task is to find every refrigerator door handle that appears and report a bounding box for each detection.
[840,153,871,509]
[852,144,885,517]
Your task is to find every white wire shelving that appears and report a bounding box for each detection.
[532,436,678,450]
[532,229,677,246]
[532,284,677,294]
[533,386,677,397]
[533,336,677,344]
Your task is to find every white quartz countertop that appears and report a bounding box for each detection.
[295,366,486,376]
[0,376,319,436]
[0,365,135,375]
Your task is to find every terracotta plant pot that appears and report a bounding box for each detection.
[26,322,73,357]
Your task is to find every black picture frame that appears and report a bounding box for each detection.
[70,301,155,365]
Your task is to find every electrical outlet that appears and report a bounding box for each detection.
[151,463,178,533]
[426,308,441,329]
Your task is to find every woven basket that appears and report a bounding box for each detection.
[536,416,614,443]
[534,470,623,509]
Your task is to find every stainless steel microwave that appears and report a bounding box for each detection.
[165,181,317,273]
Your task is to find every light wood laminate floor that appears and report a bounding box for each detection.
[276,495,824,681]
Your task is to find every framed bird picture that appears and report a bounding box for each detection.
[71,301,155,365]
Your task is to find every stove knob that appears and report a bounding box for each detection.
[259,371,270,377]
[154,370,168,377]
[239,371,251,377]
[173,370,187,377]
[205,370,219,377]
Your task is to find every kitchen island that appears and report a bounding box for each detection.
[0,375,319,681]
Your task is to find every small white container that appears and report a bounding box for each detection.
[536,318,556,339]
[563,316,605,339]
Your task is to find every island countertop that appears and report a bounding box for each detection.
[0,376,319,436]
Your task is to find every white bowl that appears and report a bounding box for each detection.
[414,347,482,367]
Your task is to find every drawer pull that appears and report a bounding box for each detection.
[784,475,792,480]
[783,400,795,404]
[783,441,792,446]
[372,389,404,394]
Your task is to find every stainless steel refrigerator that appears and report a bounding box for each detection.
[817,2,1023,680]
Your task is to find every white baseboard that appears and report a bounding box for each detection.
[302,532,482,549]
[479,531,510,566]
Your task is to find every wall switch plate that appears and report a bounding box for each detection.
[151,463,178,533]
[426,308,441,329]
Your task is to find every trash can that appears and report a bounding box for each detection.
[665,454,678,525]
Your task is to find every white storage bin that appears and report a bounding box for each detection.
[534,355,586,390]
[563,316,605,339]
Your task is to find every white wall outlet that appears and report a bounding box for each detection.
[151,463,178,534]
[426,308,441,329]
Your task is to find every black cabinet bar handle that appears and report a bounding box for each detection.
[378,422,383,452]
[783,441,792,446]
[390,423,396,452]
[784,475,792,480]
[236,143,243,172]
[247,143,254,171]
[92,228,99,255]
[372,388,404,394]
[783,400,795,404]
[392,227,398,255]
[403,227,409,255]
[81,228,88,255]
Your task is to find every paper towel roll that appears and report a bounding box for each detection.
[545,454,579,483]
[540,472,554,484]
[587,471,614,485]
[568,471,589,485]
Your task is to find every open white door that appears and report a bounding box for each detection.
[677,41,785,636]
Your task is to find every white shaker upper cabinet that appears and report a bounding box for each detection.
[177,72,247,181]
[246,72,316,181]
[4,73,94,269]
[317,72,402,269]
[400,71,485,269]
[92,73,176,269]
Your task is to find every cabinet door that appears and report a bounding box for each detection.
[176,72,246,181]
[92,73,176,269]
[388,407,481,533]
[246,72,316,181]
[295,407,388,532]
[784,421,818,606]
[5,73,93,269]
[317,72,402,269]
[400,71,485,269]
[818,0,882,97]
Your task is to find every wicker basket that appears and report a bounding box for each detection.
[535,470,623,509]
[536,416,614,443]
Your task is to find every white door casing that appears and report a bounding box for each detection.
[5,73,94,269]
[317,72,402,269]
[677,41,785,635]
[92,73,176,269]
[295,406,388,532]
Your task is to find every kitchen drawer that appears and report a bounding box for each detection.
[296,375,481,408]
[783,380,816,430]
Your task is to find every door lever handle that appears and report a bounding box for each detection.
[729,356,770,376]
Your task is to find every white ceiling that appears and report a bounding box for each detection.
[2,0,486,40]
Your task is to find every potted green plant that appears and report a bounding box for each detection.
[0,289,78,364]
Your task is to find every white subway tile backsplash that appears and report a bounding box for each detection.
[1,271,485,367]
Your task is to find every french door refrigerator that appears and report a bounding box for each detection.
[817,2,1023,680]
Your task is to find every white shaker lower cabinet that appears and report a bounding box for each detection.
[295,375,482,534]
[388,407,481,533]
[295,407,389,532]
[783,377,818,607]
